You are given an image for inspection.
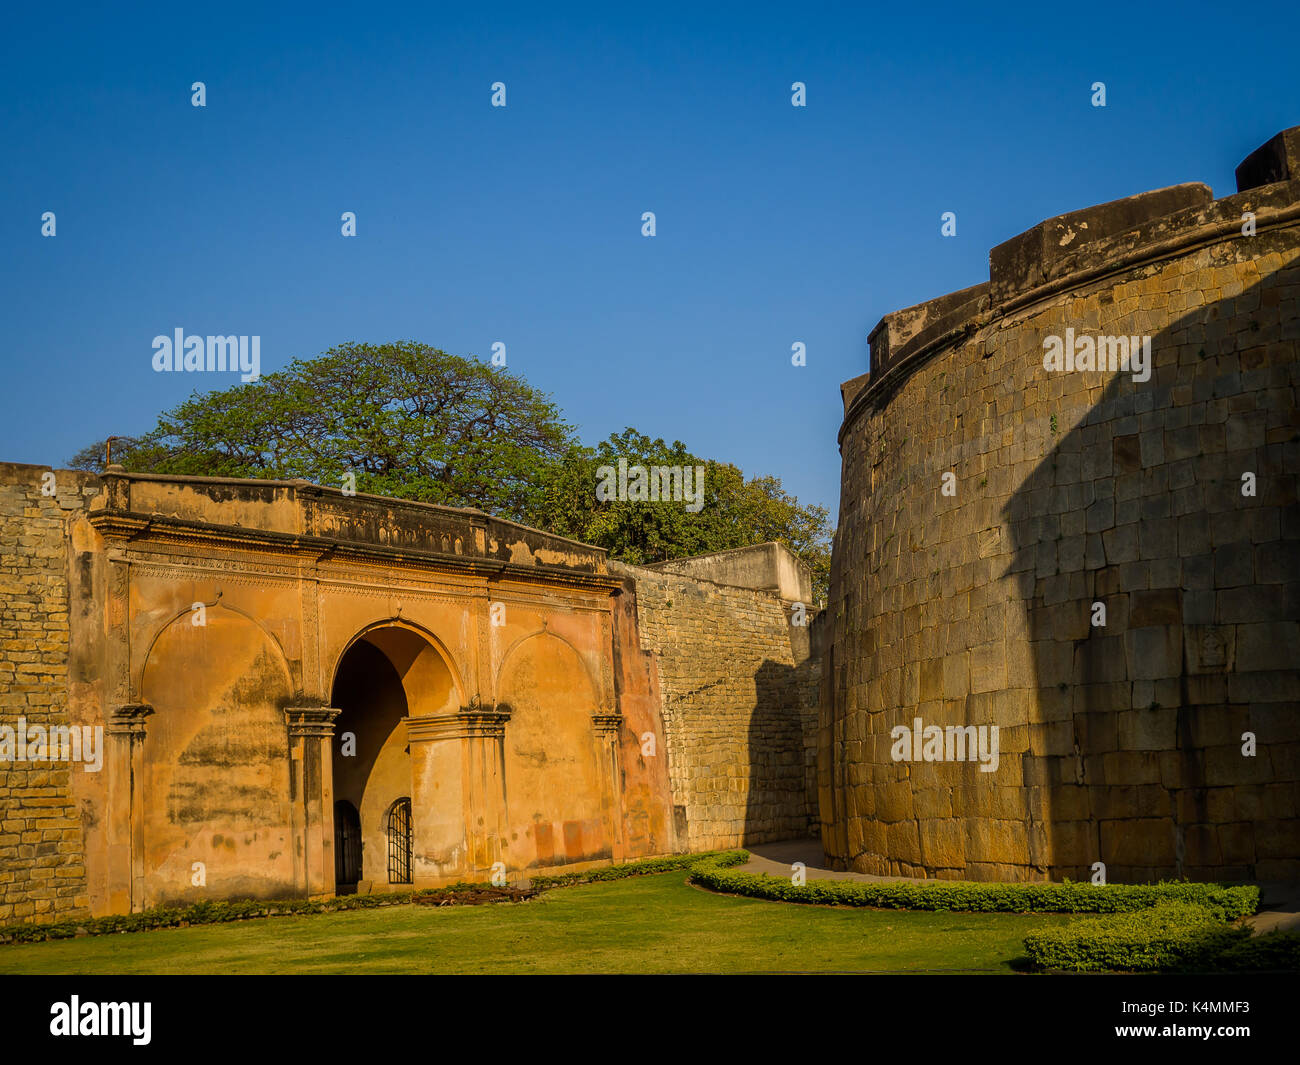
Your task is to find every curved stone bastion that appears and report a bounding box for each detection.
[821,126,1300,883]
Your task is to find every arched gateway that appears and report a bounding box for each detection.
[67,469,678,914]
[330,623,462,889]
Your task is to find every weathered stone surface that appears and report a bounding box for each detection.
[611,552,820,852]
[0,469,96,924]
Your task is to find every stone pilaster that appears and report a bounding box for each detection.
[592,712,626,861]
[284,706,341,899]
[106,703,153,913]
[405,706,510,886]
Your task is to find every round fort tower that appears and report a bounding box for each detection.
[820,127,1300,883]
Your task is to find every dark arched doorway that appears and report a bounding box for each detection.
[330,625,459,891]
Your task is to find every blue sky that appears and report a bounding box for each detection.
[3,1,1298,517]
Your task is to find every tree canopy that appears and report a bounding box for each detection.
[71,341,573,520]
[525,429,830,600]
[72,342,832,601]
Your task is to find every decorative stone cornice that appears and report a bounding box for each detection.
[85,509,625,595]
[405,705,512,743]
[284,706,341,738]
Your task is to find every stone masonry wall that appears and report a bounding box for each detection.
[824,130,1300,883]
[613,560,818,850]
[0,463,97,923]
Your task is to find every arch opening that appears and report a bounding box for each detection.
[330,625,458,889]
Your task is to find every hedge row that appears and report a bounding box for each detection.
[529,849,748,889]
[0,883,500,944]
[687,855,1260,918]
[0,850,750,945]
[1211,929,1300,972]
[690,857,1293,972]
[1023,902,1300,972]
[1023,902,1250,972]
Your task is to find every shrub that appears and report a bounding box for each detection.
[1211,929,1300,972]
[1022,901,1249,972]
[0,883,498,944]
[530,849,747,890]
[687,856,1259,917]
[1024,907,1300,973]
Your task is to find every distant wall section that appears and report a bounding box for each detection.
[614,543,820,850]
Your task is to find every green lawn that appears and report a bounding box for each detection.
[0,872,1069,974]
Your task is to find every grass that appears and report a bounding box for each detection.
[0,870,1068,974]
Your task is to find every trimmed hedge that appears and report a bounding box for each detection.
[0,883,497,944]
[1022,902,1250,972]
[687,855,1259,918]
[529,849,748,890]
[1211,929,1300,972]
[0,850,750,946]
[688,857,1288,973]
[1026,906,1300,973]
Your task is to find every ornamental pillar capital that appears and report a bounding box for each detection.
[284,706,341,737]
[107,703,154,736]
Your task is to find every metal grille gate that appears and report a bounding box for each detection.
[387,798,412,884]
[334,801,362,886]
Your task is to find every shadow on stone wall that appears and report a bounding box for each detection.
[1005,261,1300,883]
[744,611,825,847]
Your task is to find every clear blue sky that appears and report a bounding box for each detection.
[3,1,1298,517]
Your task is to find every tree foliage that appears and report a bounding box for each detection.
[70,341,574,520]
[71,344,832,600]
[524,428,832,601]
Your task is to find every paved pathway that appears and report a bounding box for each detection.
[739,839,1300,933]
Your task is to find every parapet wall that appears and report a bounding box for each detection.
[93,468,610,575]
[647,542,813,604]
[823,126,1300,882]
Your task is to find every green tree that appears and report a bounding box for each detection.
[70,341,574,520]
[71,347,832,601]
[526,428,832,602]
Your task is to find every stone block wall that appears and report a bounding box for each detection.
[0,463,96,922]
[613,552,819,850]
[823,128,1300,883]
